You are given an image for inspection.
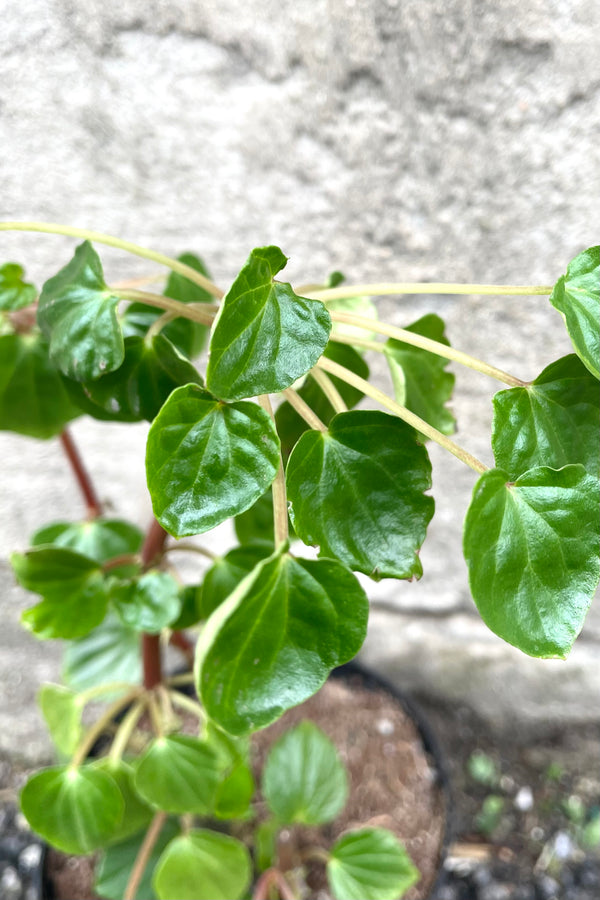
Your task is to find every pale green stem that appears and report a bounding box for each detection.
[280,388,327,432]
[114,288,218,326]
[329,311,525,386]
[0,221,224,297]
[124,812,168,900]
[108,698,148,765]
[163,542,217,560]
[329,333,385,354]
[147,691,164,736]
[316,357,488,474]
[145,309,177,340]
[77,681,141,704]
[306,282,553,300]
[166,672,195,686]
[70,688,142,766]
[258,394,289,547]
[310,366,348,413]
[168,690,206,725]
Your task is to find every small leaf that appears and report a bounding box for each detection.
[95,819,179,900]
[196,548,368,735]
[206,246,331,401]
[63,611,142,691]
[153,830,252,900]
[20,765,124,854]
[38,684,84,757]
[549,245,599,379]
[146,384,280,536]
[111,571,181,633]
[201,544,273,617]
[327,828,419,900]
[286,411,434,580]
[463,466,600,658]
[37,241,124,381]
[135,735,220,814]
[32,518,143,570]
[263,721,348,825]
[0,262,37,310]
[93,759,153,844]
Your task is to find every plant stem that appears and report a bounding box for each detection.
[258,395,289,547]
[113,287,219,326]
[166,672,195,686]
[280,388,327,432]
[307,281,553,300]
[169,631,195,667]
[163,542,217,560]
[329,333,386,354]
[253,868,297,900]
[59,429,103,517]
[108,698,147,765]
[310,366,348,413]
[145,309,177,341]
[168,690,206,725]
[317,357,488,474]
[123,812,168,900]
[78,682,142,704]
[0,221,223,297]
[71,688,142,766]
[140,519,169,688]
[102,553,141,573]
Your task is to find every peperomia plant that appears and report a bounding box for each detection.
[0,220,598,900]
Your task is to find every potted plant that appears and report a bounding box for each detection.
[0,221,598,900]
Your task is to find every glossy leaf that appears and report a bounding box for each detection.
[111,571,181,633]
[153,830,252,900]
[37,241,124,381]
[32,518,143,571]
[385,314,456,437]
[463,466,600,658]
[287,411,434,580]
[95,819,179,900]
[38,684,84,757]
[327,828,419,900]
[263,721,348,825]
[135,735,220,814]
[20,765,124,854]
[492,355,600,479]
[146,384,280,536]
[206,245,331,401]
[196,549,368,734]
[202,544,273,617]
[62,611,142,691]
[0,333,80,438]
[0,262,36,310]
[93,759,153,844]
[549,246,599,379]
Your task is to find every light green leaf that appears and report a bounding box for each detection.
[327,828,420,900]
[95,819,179,900]
[62,611,142,691]
[134,735,219,814]
[93,759,153,844]
[201,544,273,617]
[549,245,599,379]
[263,721,348,825]
[111,571,181,633]
[38,684,84,757]
[206,246,331,401]
[214,761,255,819]
[196,548,368,735]
[32,518,143,573]
[0,262,37,310]
[37,241,124,381]
[146,384,280,536]
[463,465,600,658]
[286,411,434,580]
[153,830,252,900]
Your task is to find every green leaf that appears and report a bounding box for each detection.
[95,820,179,900]
[549,246,599,379]
[0,262,37,310]
[37,241,124,381]
[62,611,142,691]
[0,333,80,438]
[20,765,124,854]
[492,355,600,479]
[255,817,279,872]
[153,830,252,900]
[146,384,280,536]
[93,759,153,844]
[384,314,456,437]
[170,584,204,629]
[38,684,84,757]
[32,518,143,571]
[214,761,255,819]
[202,544,274,617]
[463,465,600,658]
[234,490,277,546]
[327,828,419,900]
[111,571,181,633]
[263,721,348,825]
[206,246,331,401]
[135,735,220,814]
[286,411,434,580]
[196,548,368,735]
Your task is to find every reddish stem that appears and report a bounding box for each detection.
[141,518,169,689]
[59,429,103,518]
[169,630,195,667]
[252,869,296,900]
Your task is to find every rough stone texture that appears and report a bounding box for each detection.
[1,0,599,760]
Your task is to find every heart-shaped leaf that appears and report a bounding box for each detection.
[286,411,434,580]
[93,759,153,844]
[492,354,599,479]
[0,262,37,310]
[201,544,273,617]
[206,246,331,401]
[463,465,600,658]
[32,518,143,570]
[62,611,142,691]
[153,830,252,900]
[135,735,219,814]
[95,819,180,900]
[38,684,84,757]
[111,571,181,633]
[196,548,368,734]
[37,241,124,381]
[327,828,419,900]
[146,384,280,536]
[549,245,599,379]
[263,721,348,825]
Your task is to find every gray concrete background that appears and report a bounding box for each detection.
[1,0,599,763]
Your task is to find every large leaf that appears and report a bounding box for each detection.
[20,765,124,854]
[146,384,280,536]
[95,820,179,900]
[384,313,456,437]
[32,518,143,572]
[110,571,181,633]
[134,735,220,814]
[327,828,419,900]
[492,354,600,479]
[206,246,331,401]
[463,465,600,658]
[263,721,348,825]
[38,684,84,757]
[549,245,599,379]
[201,544,273,617]
[0,333,80,438]
[62,611,142,691]
[153,830,252,900]
[286,411,434,580]
[0,262,36,310]
[37,241,124,381]
[195,548,368,734]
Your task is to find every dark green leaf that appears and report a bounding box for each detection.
[37,241,124,381]
[385,314,456,437]
[463,465,600,658]
[32,518,143,572]
[327,828,419,900]
[196,548,368,734]
[234,490,276,546]
[146,384,280,536]
[263,721,348,825]
[38,684,84,757]
[95,819,179,900]
[492,355,599,479]
[134,735,219,814]
[202,544,273,617]
[0,262,37,311]
[0,333,80,438]
[93,759,153,844]
[206,246,331,401]
[62,611,142,691]
[286,411,434,580]
[170,584,204,629]
[111,571,181,633]
[549,246,599,379]
[153,830,252,900]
